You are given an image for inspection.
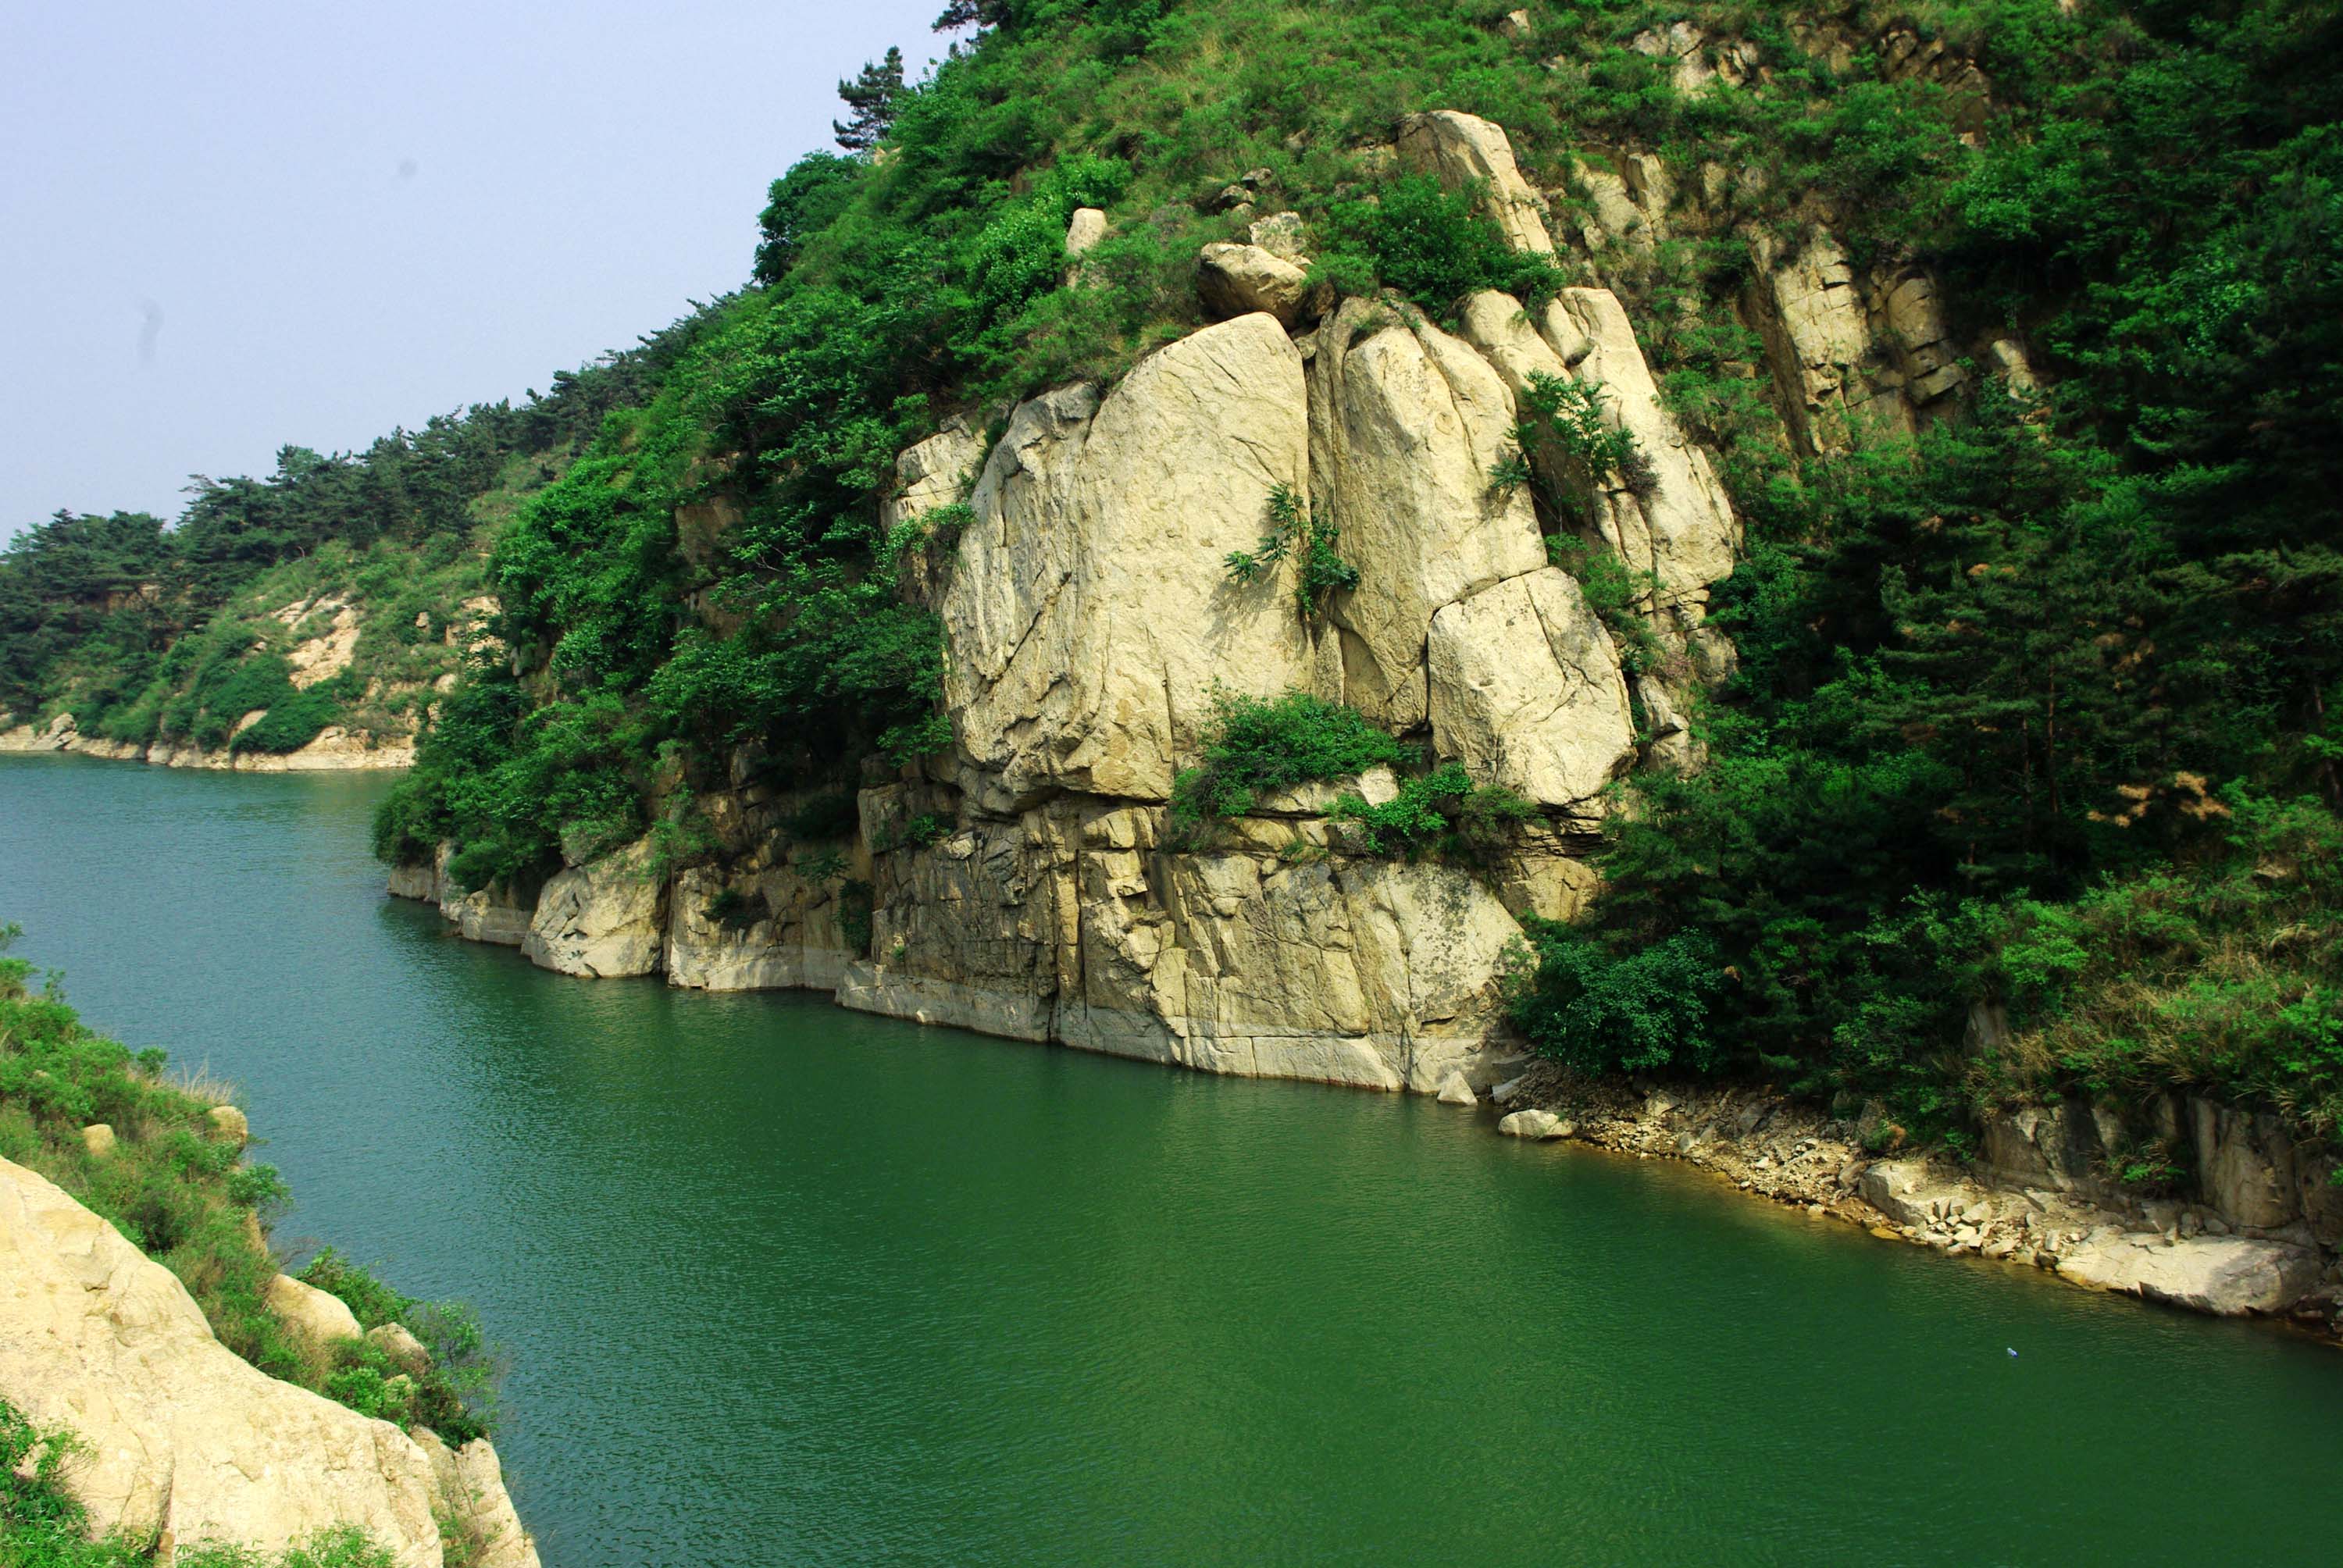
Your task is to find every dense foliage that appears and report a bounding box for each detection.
[0,335,676,744]
[1509,0,2343,1146]
[0,927,494,1443]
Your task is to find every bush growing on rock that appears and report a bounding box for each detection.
[1328,761,1536,864]
[1169,688,1409,831]
[1319,173,1570,316]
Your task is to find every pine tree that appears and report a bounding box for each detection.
[833,48,904,154]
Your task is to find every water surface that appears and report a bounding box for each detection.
[4,754,2340,1566]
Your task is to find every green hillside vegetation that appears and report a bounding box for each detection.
[0,337,677,752]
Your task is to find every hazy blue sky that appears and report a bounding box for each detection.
[1,1,945,540]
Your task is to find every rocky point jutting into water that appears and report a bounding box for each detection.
[0,1153,537,1567]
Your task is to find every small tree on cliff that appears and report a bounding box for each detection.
[833,47,905,154]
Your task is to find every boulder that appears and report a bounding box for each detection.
[1246,210,1310,262]
[522,838,668,979]
[0,1158,441,1564]
[266,1273,362,1347]
[943,314,1318,804]
[1546,287,1739,611]
[80,1123,116,1158]
[2056,1232,2323,1317]
[1499,1108,1567,1139]
[1307,301,1546,730]
[1195,242,1318,326]
[1437,1072,1478,1107]
[1427,568,1635,813]
[366,1322,431,1377]
[1396,110,1555,254]
[1063,206,1108,258]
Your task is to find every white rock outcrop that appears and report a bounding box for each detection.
[665,864,851,993]
[0,1159,441,1565]
[943,313,1318,804]
[1396,110,1556,254]
[1550,287,1739,611]
[1307,301,1546,730]
[522,839,668,978]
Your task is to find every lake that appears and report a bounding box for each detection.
[4,754,2340,1566]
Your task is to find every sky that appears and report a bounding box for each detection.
[0,0,947,540]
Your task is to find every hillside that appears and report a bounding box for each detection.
[372,0,2343,1159]
[0,337,679,768]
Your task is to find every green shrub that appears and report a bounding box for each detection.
[1169,688,1409,829]
[1321,174,1568,315]
[1509,372,1655,494]
[1223,484,1358,621]
[1507,925,1727,1075]
[1328,761,1536,864]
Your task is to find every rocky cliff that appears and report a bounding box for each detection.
[384,94,2343,1328]
[391,109,1960,1089]
[0,1156,536,1566]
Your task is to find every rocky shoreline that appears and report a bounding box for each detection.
[389,838,2343,1340]
[0,711,413,772]
[1485,1064,2343,1337]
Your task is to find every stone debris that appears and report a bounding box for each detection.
[1493,1062,2338,1332]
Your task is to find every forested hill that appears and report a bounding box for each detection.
[0,332,686,761]
[24,0,2343,1167]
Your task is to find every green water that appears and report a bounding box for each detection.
[3,755,2341,1566]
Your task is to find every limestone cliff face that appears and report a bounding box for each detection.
[0,1157,537,1567]
[394,109,1988,1096]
